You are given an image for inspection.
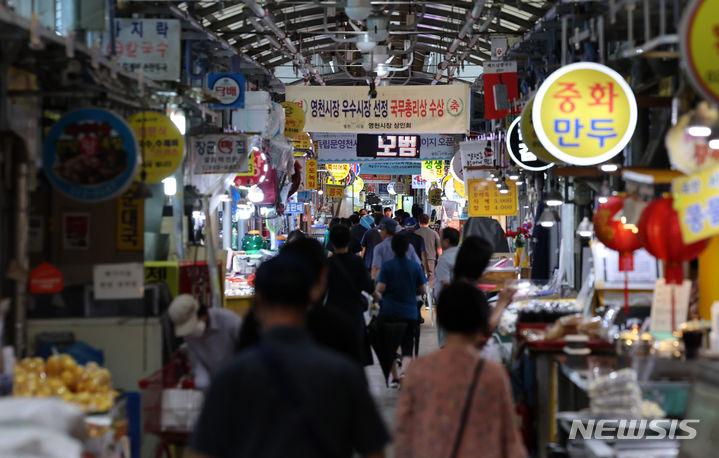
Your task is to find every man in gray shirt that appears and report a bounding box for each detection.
[415,214,442,279]
[168,295,242,390]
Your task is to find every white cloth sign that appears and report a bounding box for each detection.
[650,279,691,333]
[190,134,250,174]
[93,263,145,300]
[313,133,455,162]
[460,141,494,168]
[105,19,181,81]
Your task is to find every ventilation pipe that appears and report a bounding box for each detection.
[453,10,497,72]
[242,0,326,85]
[431,0,486,85]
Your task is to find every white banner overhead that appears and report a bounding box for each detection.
[459,141,495,169]
[313,133,456,163]
[286,84,470,134]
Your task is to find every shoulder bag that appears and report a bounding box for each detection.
[449,358,486,458]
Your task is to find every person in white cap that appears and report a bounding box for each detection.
[168,294,242,390]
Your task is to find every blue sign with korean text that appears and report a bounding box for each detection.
[208,73,245,109]
[43,108,141,202]
[285,202,305,214]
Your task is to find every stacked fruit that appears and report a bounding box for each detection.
[12,354,118,413]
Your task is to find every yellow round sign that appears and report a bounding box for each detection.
[281,102,306,138]
[129,111,184,183]
[442,176,467,200]
[681,0,719,105]
[532,62,637,166]
[520,98,560,164]
[292,132,313,157]
[326,163,350,183]
[352,177,365,194]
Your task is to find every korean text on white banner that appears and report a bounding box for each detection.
[313,133,455,162]
[189,134,250,174]
[460,141,495,169]
[105,18,181,80]
[286,85,470,134]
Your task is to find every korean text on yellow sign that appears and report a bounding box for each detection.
[467,179,518,217]
[305,159,318,190]
[680,0,719,106]
[421,160,444,181]
[326,185,344,199]
[129,111,184,182]
[672,164,719,244]
[286,85,469,134]
[281,101,306,138]
[326,163,350,183]
[117,184,144,251]
[532,62,637,166]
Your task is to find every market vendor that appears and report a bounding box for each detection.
[168,295,243,390]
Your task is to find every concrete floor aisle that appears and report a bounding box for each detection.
[364,308,439,457]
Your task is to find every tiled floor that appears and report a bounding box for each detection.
[364,308,439,457]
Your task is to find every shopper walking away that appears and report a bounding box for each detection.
[326,224,376,366]
[433,227,460,347]
[361,213,385,271]
[400,217,427,270]
[394,282,527,458]
[190,252,390,458]
[348,214,368,255]
[374,234,427,387]
[237,238,365,365]
[415,214,442,281]
[371,218,421,280]
[168,295,242,390]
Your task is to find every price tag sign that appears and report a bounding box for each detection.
[281,102,305,138]
[467,179,518,217]
[672,163,719,243]
[650,279,691,333]
[532,62,637,166]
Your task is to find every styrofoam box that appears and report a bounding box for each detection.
[160,389,204,432]
[231,107,271,133]
[245,90,270,106]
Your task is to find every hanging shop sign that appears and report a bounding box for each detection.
[467,179,518,217]
[285,202,305,214]
[117,184,144,251]
[292,132,313,157]
[421,160,444,181]
[506,117,554,171]
[234,149,267,187]
[444,176,467,200]
[532,62,638,166]
[361,162,421,176]
[326,185,345,199]
[491,37,508,60]
[482,61,519,120]
[29,262,63,295]
[672,163,719,244]
[665,102,719,175]
[43,108,140,202]
[93,263,145,300]
[352,177,365,194]
[411,175,427,189]
[208,73,245,109]
[128,111,184,183]
[326,163,350,182]
[281,101,305,138]
[450,152,465,183]
[459,141,495,169]
[305,159,318,190]
[357,134,420,158]
[680,0,719,106]
[286,85,469,134]
[520,98,559,164]
[313,132,455,162]
[106,18,181,80]
[62,213,90,250]
[189,134,249,175]
[361,174,392,183]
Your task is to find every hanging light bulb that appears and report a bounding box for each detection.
[576,216,594,238]
[507,168,520,181]
[499,180,510,194]
[162,177,177,196]
[597,180,611,204]
[538,207,558,227]
[248,185,265,203]
[545,186,564,207]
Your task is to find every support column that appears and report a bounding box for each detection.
[699,235,719,320]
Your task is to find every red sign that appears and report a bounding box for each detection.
[360,174,392,182]
[29,262,64,294]
[482,61,519,120]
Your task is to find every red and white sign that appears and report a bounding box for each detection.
[411,175,427,189]
[105,19,180,81]
[212,77,241,105]
[482,61,519,120]
[29,262,64,295]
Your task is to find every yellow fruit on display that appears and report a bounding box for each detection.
[59,354,77,372]
[60,369,77,391]
[85,362,100,373]
[45,355,62,377]
[96,368,111,387]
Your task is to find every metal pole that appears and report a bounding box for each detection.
[13,159,29,357]
[561,16,568,66]
[627,2,635,50]
[659,0,667,37]
[598,15,605,64]
[643,0,651,44]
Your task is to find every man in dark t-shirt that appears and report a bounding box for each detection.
[400,217,428,273]
[191,250,389,458]
[348,214,367,255]
[361,213,384,270]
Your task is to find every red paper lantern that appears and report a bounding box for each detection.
[593,196,642,271]
[638,197,709,284]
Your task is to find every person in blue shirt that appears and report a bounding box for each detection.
[375,233,427,387]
